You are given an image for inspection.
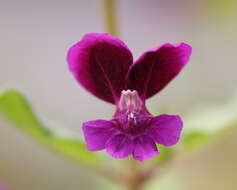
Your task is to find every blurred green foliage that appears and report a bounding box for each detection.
[204,0,237,17]
[181,96,237,152]
[0,89,100,168]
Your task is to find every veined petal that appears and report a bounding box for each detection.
[67,33,133,104]
[148,115,183,146]
[106,134,134,159]
[82,120,117,151]
[133,135,159,162]
[128,43,192,99]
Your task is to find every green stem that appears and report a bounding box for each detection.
[102,0,118,36]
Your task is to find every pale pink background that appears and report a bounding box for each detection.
[0,0,237,190]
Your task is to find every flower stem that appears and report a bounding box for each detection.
[125,158,144,190]
[102,0,118,36]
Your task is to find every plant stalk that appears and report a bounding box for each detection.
[102,0,118,36]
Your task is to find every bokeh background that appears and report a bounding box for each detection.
[0,0,237,189]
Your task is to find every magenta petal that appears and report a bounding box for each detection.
[82,120,117,151]
[106,134,134,159]
[148,115,183,146]
[128,43,192,99]
[133,135,159,162]
[67,33,133,104]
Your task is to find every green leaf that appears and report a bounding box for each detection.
[180,95,237,151]
[158,145,174,162]
[0,89,100,168]
[181,131,210,151]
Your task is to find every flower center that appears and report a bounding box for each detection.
[118,90,143,112]
[114,90,151,136]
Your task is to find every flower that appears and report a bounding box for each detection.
[67,33,192,162]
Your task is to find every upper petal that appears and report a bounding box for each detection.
[133,135,159,162]
[127,43,192,99]
[67,33,133,104]
[82,119,117,151]
[106,134,134,159]
[147,114,183,146]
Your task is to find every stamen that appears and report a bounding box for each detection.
[118,90,143,112]
[128,112,137,125]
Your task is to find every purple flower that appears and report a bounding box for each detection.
[67,33,192,162]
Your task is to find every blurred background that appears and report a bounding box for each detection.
[0,0,237,189]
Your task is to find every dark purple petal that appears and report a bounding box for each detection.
[67,33,133,104]
[128,43,192,99]
[82,120,117,151]
[106,134,134,158]
[148,115,183,146]
[133,135,159,162]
